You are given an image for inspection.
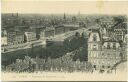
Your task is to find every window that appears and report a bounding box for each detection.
[102,65,104,68]
[93,44,97,50]
[93,34,97,41]
[101,53,104,58]
[113,43,116,49]
[93,65,96,69]
[107,43,110,49]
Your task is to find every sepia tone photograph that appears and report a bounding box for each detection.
[1,0,128,81]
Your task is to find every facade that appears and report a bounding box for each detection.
[7,30,24,45]
[88,30,102,69]
[113,22,127,41]
[30,26,46,40]
[1,29,8,46]
[63,23,80,32]
[39,29,45,39]
[101,41,122,68]
[1,30,25,52]
[55,26,65,35]
[1,29,8,52]
[122,34,128,60]
[88,28,122,69]
[45,27,55,37]
[24,31,37,42]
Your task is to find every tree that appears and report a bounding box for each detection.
[113,16,127,24]
[75,32,80,37]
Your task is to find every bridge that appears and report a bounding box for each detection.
[46,28,87,42]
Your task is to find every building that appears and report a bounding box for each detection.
[1,29,25,52]
[55,26,65,35]
[45,27,55,37]
[7,30,24,45]
[113,22,127,41]
[1,28,7,46]
[101,40,122,69]
[3,13,19,27]
[1,28,8,53]
[39,28,46,39]
[88,28,122,70]
[63,23,80,32]
[24,31,37,42]
[35,27,46,40]
[88,29,102,69]
[122,34,128,60]
[99,27,107,37]
[30,26,46,40]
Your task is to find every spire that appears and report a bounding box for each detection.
[63,13,66,20]
[16,12,18,17]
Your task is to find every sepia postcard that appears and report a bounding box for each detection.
[1,0,128,81]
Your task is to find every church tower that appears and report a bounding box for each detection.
[63,13,66,20]
[63,13,66,23]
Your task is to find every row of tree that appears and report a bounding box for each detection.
[4,50,91,73]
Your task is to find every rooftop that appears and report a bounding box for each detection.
[114,22,127,29]
[63,24,79,28]
[45,27,55,31]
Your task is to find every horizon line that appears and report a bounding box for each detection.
[1,12,81,15]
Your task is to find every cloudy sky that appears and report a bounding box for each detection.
[2,0,128,14]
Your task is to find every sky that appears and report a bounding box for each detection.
[1,0,128,15]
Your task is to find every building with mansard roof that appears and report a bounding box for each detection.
[113,22,127,41]
[1,28,7,46]
[122,34,128,61]
[1,28,8,53]
[24,31,37,42]
[88,24,124,70]
[7,28,25,46]
[99,22,127,42]
[44,27,55,37]
[29,25,46,40]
